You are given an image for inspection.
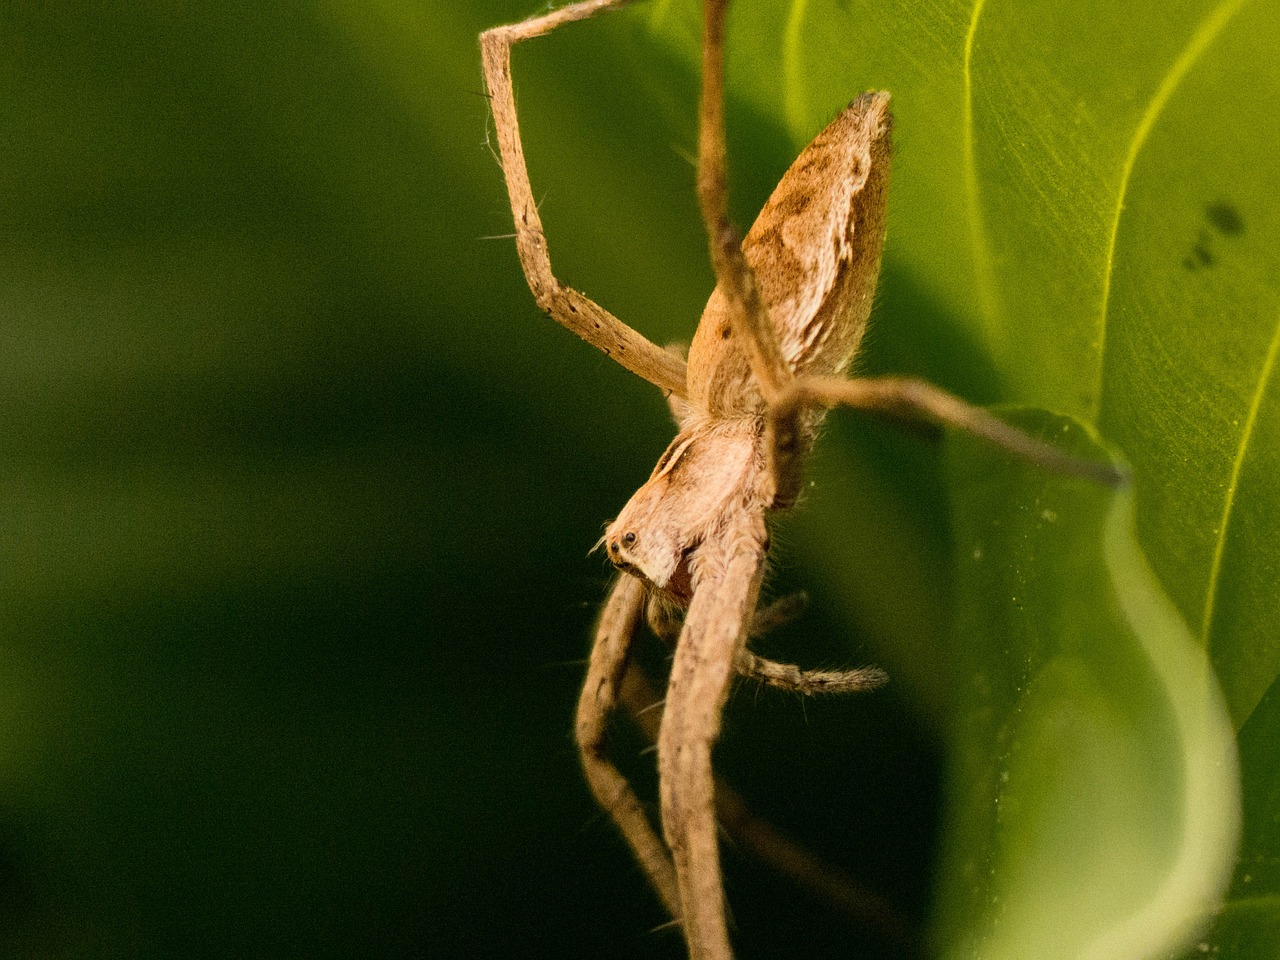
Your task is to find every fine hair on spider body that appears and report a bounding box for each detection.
[480,2,1122,957]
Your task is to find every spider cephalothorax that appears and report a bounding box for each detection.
[605,420,766,604]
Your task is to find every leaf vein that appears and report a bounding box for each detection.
[961,0,1002,340]
[782,0,809,138]
[1201,305,1280,646]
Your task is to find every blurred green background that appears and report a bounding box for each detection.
[0,2,946,957]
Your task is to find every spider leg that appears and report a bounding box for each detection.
[735,650,887,695]
[744,592,888,694]
[766,374,1129,496]
[657,590,878,695]
[696,0,793,401]
[576,574,681,919]
[649,588,804,649]
[480,1,688,397]
[658,521,768,960]
[621,661,916,951]
[747,590,808,636]
[709,786,920,954]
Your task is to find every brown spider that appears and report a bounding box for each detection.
[480,1,1120,956]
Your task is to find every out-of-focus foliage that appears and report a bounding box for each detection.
[942,417,1238,960]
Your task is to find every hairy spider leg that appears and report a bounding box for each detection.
[480,0,688,397]
[575,574,681,918]
[766,375,1129,498]
[658,524,768,960]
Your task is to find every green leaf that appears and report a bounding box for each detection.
[938,414,1239,960]
[1209,676,1280,957]
[1092,0,1280,730]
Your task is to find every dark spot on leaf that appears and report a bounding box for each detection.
[1193,242,1215,267]
[1206,201,1244,237]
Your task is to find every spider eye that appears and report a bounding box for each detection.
[622,531,637,546]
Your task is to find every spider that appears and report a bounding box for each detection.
[480,1,1119,956]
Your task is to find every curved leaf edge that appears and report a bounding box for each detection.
[938,410,1241,960]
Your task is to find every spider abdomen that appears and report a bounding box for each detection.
[686,92,893,416]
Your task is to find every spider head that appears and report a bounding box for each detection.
[604,422,761,604]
